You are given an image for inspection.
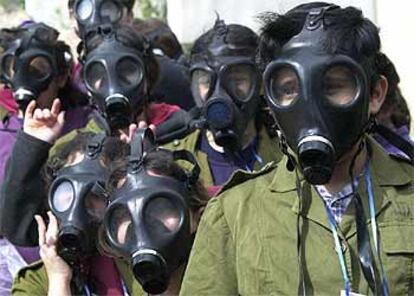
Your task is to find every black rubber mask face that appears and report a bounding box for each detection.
[101,128,200,295]
[0,24,61,111]
[48,140,110,267]
[263,7,370,184]
[74,0,128,37]
[191,55,260,151]
[83,37,147,131]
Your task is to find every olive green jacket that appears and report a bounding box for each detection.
[12,259,145,295]
[163,128,283,187]
[180,136,414,295]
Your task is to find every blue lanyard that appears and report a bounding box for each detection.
[324,204,351,296]
[365,165,389,296]
[323,164,389,296]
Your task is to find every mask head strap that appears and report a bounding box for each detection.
[87,132,107,159]
[171,149,201,188]
[128,128,156,173]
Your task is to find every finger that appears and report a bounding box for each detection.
[42,109,52,121]
[119,134,128,144]
[33,108,43,120]
[45,212,58,246]
[35,215,46,246]
[137,121,148,129]
[25,100,37,119]
[57,111,65,126]
[149,124,156,132]
[129,123,138,139]
[50,99,61,117]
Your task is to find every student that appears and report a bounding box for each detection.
[181,3,414,295]
[164,18,282,190]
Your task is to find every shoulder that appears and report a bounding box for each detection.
[12,261,48,295]
[162,129,200,152]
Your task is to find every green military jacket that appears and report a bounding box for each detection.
[180,136,414,295]
[12,259,145,295]
[163,127,283,187]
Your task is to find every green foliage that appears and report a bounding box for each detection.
[140,0,167,20]
[0,0,24,10]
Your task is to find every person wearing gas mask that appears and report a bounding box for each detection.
[9,130,134,295]
[11,129,209,295]
[0,23,93,295]
[180,3,414,295]
[164,18,282,191]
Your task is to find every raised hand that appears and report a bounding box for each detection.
[35,212,72,296]
[24,99,65,144]
[119,121,156,144]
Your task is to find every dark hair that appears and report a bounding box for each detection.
[133,18,183,60]
[191,20,259,60]
[84,24,160,94]
[376,52,411,129]
[257,3,381,88]
[43,132,129,190]
[68,0,135,12]
[109,149,210,211]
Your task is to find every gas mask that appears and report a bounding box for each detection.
[190,20,260,152]
[48,134,110,268]
[83,28,150,131]
[73,0,132,37]
[0,23,69,111]
[101,128,200,294]
[263,6,370,185]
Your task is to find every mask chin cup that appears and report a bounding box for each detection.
[132,251,168,295]
[298,139,335,185]
[57,227,88,267]
[105,95,131,130]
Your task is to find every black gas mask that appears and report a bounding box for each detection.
[73,0,132,37]
[83,28,150,131]
[263,6,371,185]
[48,134,110,268]
[101,128,200,294]
[190,20,260,152]
[0,23,69,111]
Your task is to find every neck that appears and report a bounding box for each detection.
[324,140,368,193]
[206,120,257,153]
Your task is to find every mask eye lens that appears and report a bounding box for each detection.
[100,1,122,23]
[223,64,256,102]
[29,56,52,80]
[191,69,212,105]
[76,0,94,21]
[116,57,143,87]
[52,181,74,212]
[323,65,359,106]
[268,66,299,107]
[145,197,181,233]
[85,62,108,93]
[110,206,134,245]
[2,54,15,80]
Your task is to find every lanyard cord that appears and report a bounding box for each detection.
[365,165,389,296]
[83,279,130,296]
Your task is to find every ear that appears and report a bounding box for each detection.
[369,75,388,115]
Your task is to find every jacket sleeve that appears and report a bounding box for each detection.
[0,131,52,246]
[12,262,48,295]
[180,198,238,295]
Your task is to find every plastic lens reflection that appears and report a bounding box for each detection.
[223,64,255,102]
[52,181,75,213]
[100,1,122,23]
[269,67,300,107]
[111,206,134,245]
[84,183,108,220]
[76,0,94,21]
[28,56,52,80]
[116,57,143,87]
[191,69,212,103]
[323,65,358,106]
[145,197,181,233]
[2,54,15,80]
[86,62,108,92]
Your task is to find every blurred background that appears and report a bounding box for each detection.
[0,0,413,133]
